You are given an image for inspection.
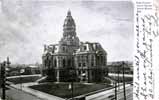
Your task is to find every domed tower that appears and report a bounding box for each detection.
[59,10,80,53]
[63,10,76,37]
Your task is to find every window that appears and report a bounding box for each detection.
[63,59,66,67]
[83,46,87,50]
[78,56,80,60]
[54,59,57,67]
[78,71,81,74]
[83,63,86,67]
[91,55,94,61]
[100,55,103,65]
[91,62,94,66]
[68,59,71,66]
[63,47,65,52]
[78,63,81,67]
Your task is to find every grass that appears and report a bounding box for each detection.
[29,82,111,99]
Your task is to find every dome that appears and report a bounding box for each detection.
[63,10,76,27]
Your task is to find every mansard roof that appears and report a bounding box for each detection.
[75,42,107,55]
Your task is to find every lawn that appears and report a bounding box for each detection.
[29,82,111,99]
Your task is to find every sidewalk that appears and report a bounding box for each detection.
[10,82,65,100]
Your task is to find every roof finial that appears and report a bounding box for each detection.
[67,9,71,16]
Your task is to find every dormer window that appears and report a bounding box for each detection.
[84,46,87,50]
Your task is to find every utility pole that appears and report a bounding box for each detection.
[19,68,22,90]
[118,65,120,90]
[71,81,74,100]
[1,57,11,100]
[69,68,75,100]
[6,57,11,67]
[1,61,6,100]
[122,61,126,100]
[114,82,117,100]
[115,66,118,100]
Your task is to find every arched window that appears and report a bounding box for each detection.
[100,55,103,65]
[54,59,57,67]
[63,59,66,67]
[63,46,65,52]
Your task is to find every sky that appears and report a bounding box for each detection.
[0,0,134,64]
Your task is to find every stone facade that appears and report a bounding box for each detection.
[42,10,108,82]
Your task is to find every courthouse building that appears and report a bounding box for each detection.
[42,10,108,82]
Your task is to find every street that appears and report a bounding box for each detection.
[117,86,133,100]
[0,83,132,100]
[0,86,42,100]
[87,84,133,100]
